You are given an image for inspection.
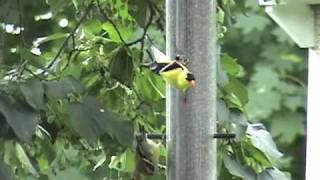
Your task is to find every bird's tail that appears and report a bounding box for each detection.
[149,62,164,74]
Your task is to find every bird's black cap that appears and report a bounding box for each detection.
[175,55,181,60]
[186,73,195,81]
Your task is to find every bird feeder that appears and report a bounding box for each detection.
[259,0,320,179]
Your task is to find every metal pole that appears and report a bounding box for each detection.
[166,0,217,179]
[306,5,320,180]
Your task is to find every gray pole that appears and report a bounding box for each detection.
[166,0,217,179]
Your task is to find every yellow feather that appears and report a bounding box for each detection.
[160,68,191,91]
[151,46,194,91]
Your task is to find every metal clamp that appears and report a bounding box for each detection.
[146,133,236,140]
[213,133,236,139]
[146,133,166,140]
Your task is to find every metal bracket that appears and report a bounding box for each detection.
[146,133,166,140]
[213,133,236,139]
[146,133,236,140]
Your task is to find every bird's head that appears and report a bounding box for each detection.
[175,55,181,61]
[175,55,189,64]
[186,73,196,88]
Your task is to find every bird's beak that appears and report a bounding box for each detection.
[189,80,196,88]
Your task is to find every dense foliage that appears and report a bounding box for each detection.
[0,0,305,179]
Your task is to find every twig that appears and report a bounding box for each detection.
[16,0,26,45]
[130,100,145,122]
[61,47,91,72]
[97,0,154,51]
[16,0,27,79]
[139,1,154,63]
[44,0,95,72]
[153,3,165,32]
[25,67,46,80]
[96,0,128,45]
[281,74,306,89]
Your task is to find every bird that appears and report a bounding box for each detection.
[149,46,196,91]
[132,128,161,180]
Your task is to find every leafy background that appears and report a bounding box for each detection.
[0,0,306,179]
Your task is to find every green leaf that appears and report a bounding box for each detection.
[223,77,248,108]
[0,160,15,180]
[0,1,18,24]
[235,14,269,34]
[101,86,125,111]
[109,149,135,173]
[20,78,45,110]
[270,113,304,144]
[83,20,102,35]
[221,53,241,76]
[271,28,294,45]
[103,40,120,54]
[44,76,85,99]
[93,153,106,171]
[229,109,248,140]
[67,97,107,142]
[257,168,290,180]
[102,23,132,43]
[49,167,90,180]
[129,0,149,27]
[47,0,71,16]
[72,0,78,10]
[234,0,247,15]
[134,69,165,102]
[277,82,300,95]
[217,99,229,124]
[67,96,133,146]
[223,155,256,180]
[0,94,39,142]
[283,95,304,111]
[110,48,134,87]
[19,48,45,69]
[16,143,39,177]
[247,124,283,164]
[38,139,56,164]
[243,139,273,168]
[106,114,135,147]
[251,66,281,91]
[33,33,68,47]
[217,62,229,87]
[245,89,281,120]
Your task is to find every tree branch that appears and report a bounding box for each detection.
[96,0,129,45]
[139,1,154,63]
[97,0,154,51]
[60,47,92,73]
[25,67,46,80]
[44,0,95,72]
[16,0,27,79]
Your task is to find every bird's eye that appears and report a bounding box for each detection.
[175,55,181,60]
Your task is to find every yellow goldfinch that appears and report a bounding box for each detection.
[150,46,196,91]
[132,131,161,180]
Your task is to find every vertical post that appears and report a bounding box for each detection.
[306,5,320,180]
[166,0,217,180]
